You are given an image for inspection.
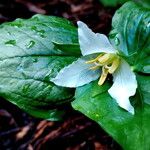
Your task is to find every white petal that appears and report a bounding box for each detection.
[77,21,115,56]
[51,56,101,88]
[108,59,137,114]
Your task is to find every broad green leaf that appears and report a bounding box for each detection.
[99,0,150,8]
[136,74,150,105]
[99,0,128,7]
[137,0,150,9]
[109,2,150,73]
[72,2,150,149]
[0,14,80,120]
[72,74,150,150]
[53,42,81,56]
[20,105,66,121]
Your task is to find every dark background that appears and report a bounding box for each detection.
[0,0,121,150]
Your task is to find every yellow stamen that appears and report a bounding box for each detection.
[97,53,110,64]
[85,52,120,86]
[89,65,100,70]
[98,66,109,85]
[85,54,103,64]
[107,57,120,74]
[98,53,116,65]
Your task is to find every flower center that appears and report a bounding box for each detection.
[86,53,120,85]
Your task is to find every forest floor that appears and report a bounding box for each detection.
[0,0,122,150]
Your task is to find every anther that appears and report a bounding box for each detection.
[85,54,103,64]
[97,54,110,64]
[89,65,100,70]
[98,66,109,85]
[108,57,120,74]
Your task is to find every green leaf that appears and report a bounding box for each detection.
[109,1,150,73]
[52,41,81,56]
[0,14,80,120]
[19,105,66,121]
[72,2,150,149]
[99,0,128,7]
[137,74,150,105]
[99,0,150,8]
[72,74,150,150]
[136,0,150,9]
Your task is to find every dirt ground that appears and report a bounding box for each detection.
[0,0,122,150]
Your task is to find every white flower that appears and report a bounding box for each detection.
[51,21,137,114]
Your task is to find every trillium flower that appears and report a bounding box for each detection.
[51,21,137,114]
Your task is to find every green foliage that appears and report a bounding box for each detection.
[99,0,150,8]
[99,0,128,7]
[72,2,150,149]
[72,75,150,150]
[0,1,149,149]
[53,42,81,56]
[137,0,150,9]
[0,14,80,120]
[110,1,150,73]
